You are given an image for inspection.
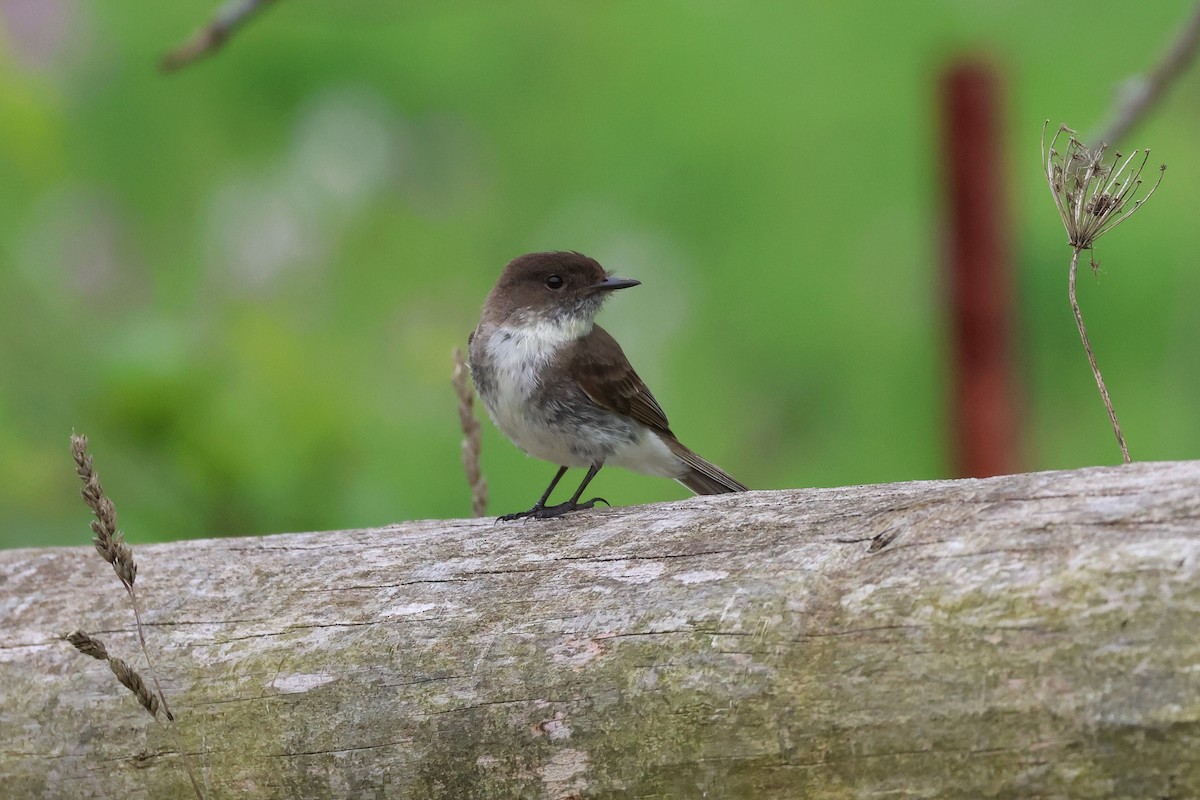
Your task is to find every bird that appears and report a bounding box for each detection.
[468,251,746,520]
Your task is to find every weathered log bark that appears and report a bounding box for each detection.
[3,461,1199,799]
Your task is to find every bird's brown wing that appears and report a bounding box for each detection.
[568,325,672,434]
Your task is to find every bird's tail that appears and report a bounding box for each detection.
[666,439,748,495]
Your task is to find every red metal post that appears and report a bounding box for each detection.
[941,61,1021,477]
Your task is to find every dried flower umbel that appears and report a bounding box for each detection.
[1044,122,1164,250]
[1042,121,1165,463]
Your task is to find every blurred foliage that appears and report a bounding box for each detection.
[1,1,1198,548]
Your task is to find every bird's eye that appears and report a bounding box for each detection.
[545,275,565,290]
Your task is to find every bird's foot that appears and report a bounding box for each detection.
[497,497,609,522]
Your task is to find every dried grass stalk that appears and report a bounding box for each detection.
[70,434,171,716]
[71,434,137,588]
[66,631,160,718]
[453,348,488,517]
[66,434,203,797]
[66,630,110,661]
[109,656,161,718]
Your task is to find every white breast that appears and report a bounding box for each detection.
[481,318,595,468]
[477,316,686,478]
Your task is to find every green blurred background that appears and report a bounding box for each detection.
[2,1,1198,548]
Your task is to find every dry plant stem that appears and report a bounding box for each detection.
[453,347,488,517]
[72,437,136,589]
[68,435,204,799]
[66,630,109,661]
[66,631,161,717]
[160,0,279,72]
[65,634,205,799]
[108,656,161,719]
[70,435,175,719]
[1042,123,1163,464]
[1069,249,1131,463]
[1095,3,1200,146]
[126,591,174,721]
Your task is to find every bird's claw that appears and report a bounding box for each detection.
[497,497,609,522]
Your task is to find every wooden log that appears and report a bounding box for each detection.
[3,461,1199,798]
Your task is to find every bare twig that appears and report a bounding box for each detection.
[1094,3,1200,146]
[452,348,488,517]
[160,0,279,73]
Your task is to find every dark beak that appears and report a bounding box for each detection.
[592,275,641,292]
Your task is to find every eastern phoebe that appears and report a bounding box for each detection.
[469,251,747,520]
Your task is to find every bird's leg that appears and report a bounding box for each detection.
[498,463,609,521]
[561,462,608,511]
[498,466,569,521]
